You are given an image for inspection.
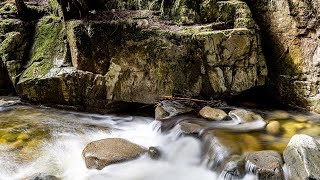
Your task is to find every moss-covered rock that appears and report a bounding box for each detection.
[0,12,31,87]
[18,15,68,83]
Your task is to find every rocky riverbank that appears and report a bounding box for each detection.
[76,100,320,179]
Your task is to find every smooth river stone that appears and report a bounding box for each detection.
[82,138,147,170]
[266,121,281,135]
[199,106,227,121]
[284,134,320,180]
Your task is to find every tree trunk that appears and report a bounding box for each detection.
[15,0,28,18]
[161,0,174,16]
[58,0,89,20]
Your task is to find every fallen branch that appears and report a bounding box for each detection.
[158,96,227,109]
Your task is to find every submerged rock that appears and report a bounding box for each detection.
[148,146,161,160]
[25,173,60,180]
[82,138,147,170]
[245,150,284,180]
[267,110,290,120]
[201,133,233,169]
[284,134,320,180]
[179,122,202,135]
[199,106,227,121]
[266,121,281,135]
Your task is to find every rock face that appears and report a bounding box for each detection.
[0,2,32,94]
[283,134,320,180]
[245,150,284,180]
[0,0,267,111]
[246,0,320,112]
[82,138,147,170]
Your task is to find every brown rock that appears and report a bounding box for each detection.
[82,138,147,170]
[245,150,284,180]
[199,106,227,121]
[155,105,169,120]
[179,122,202,134]
[266,121,281,135]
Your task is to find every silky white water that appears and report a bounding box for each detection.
[0,101,258,180]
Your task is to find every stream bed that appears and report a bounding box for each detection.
[0,96,320,180]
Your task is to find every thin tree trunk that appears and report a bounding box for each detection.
[58,0,89,20]
[15,0,28,18]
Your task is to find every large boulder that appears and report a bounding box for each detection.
[66,10,266,104]
[245,0,320,112]
[82,138,147,170]
[283,134,320,180]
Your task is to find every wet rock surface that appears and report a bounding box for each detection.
[179,122,202,135]
[219,155,246,180]
[82,138,147,170]
[148,146,161,160]
[228,109,261,123]
[245,150,284,180]
[25,173,60,180]
[284,134,320,180]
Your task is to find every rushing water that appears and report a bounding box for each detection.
[0,96,319,180]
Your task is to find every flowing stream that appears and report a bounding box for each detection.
[0,96,319,180]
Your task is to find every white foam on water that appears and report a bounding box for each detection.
[0,105,258,180]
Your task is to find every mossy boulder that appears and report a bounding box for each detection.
[17,15,69,84]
